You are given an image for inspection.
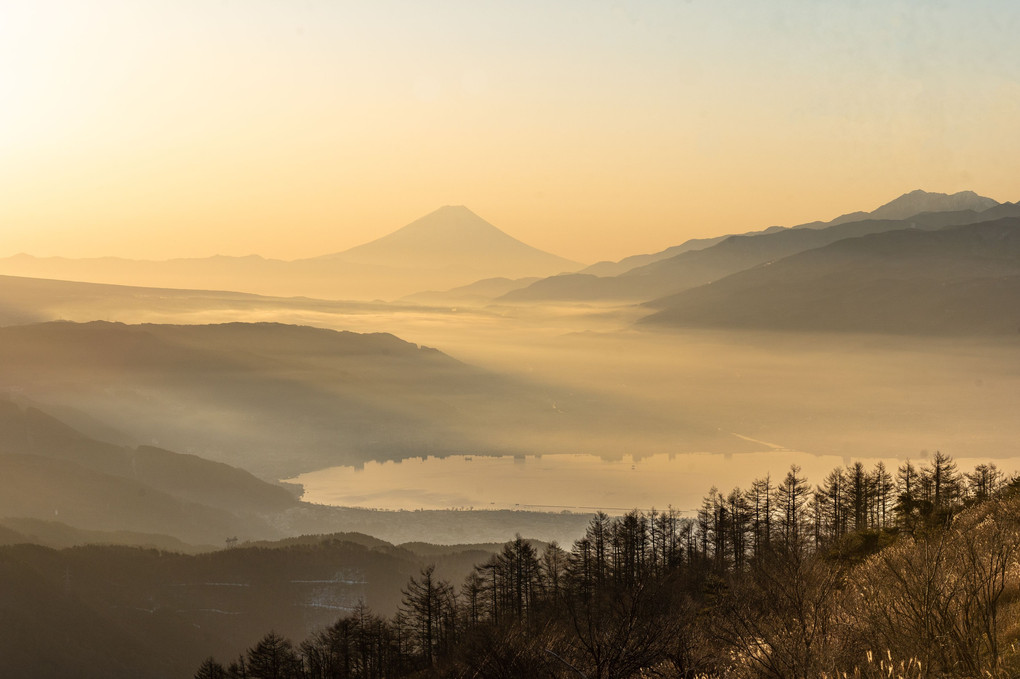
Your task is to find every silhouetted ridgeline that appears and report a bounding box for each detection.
[196,453,1020,678]
[0,535,509,679]
[0,396,595,547]
[0,320,732,479]
[0,206,582,300]
[500,194,1020,306]
[641,217,1020,335]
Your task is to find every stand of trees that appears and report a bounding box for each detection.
[198,454,1020,678]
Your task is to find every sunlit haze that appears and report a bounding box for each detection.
[4,4,1020,673]
[2,0,1018,262]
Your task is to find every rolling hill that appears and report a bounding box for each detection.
[0,536,500,679]
[0,320,729,478]
[0,321,482,476]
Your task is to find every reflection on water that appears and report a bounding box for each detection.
[284,450,1015,514]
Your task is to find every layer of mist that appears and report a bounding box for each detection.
[2,189,1019,679]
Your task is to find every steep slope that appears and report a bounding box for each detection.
[0,398,300,515]
[0,454,258,545]
[0,398,299,543]
[639,217,1020,334]
[500,201,1020,304]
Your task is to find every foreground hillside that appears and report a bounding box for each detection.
[204,454,1020,679]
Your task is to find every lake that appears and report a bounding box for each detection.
[283,448,1012,514]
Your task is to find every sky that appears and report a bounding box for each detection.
[1,0,1018,264]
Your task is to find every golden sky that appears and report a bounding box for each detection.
[1,0,1018,264]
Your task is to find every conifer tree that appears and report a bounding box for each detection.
[195,658,228,679]
[774,465,809,549]
[399,565,456,666]
[244,632,303,679]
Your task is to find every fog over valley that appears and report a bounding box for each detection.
[4,1,1020,675]
[4,187,1020,679]
[2,191,1019,517]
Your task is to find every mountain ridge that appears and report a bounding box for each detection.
[557,191,1003,281]
[639,216,1020,334]
[0,207,582,300]
[498,195,1017,305]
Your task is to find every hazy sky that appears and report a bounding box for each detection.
[1,0,1018,263]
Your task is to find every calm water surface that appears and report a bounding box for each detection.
[284,449,1011,514]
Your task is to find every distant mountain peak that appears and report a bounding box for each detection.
[316,206,581,278]
[382,205,506,240]
[868,189,999,221]
[825,189,999,227]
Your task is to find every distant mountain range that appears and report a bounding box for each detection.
[0,191,1006,306]
[639,216,1020,335]
[498,190,996,290]
[1,189,1014,336]
[813,189,1000,227]
[497,191,1018,305]
[0,206,581,300]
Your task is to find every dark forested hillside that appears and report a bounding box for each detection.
[0,536,504,679]
[199,454,1020,678]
